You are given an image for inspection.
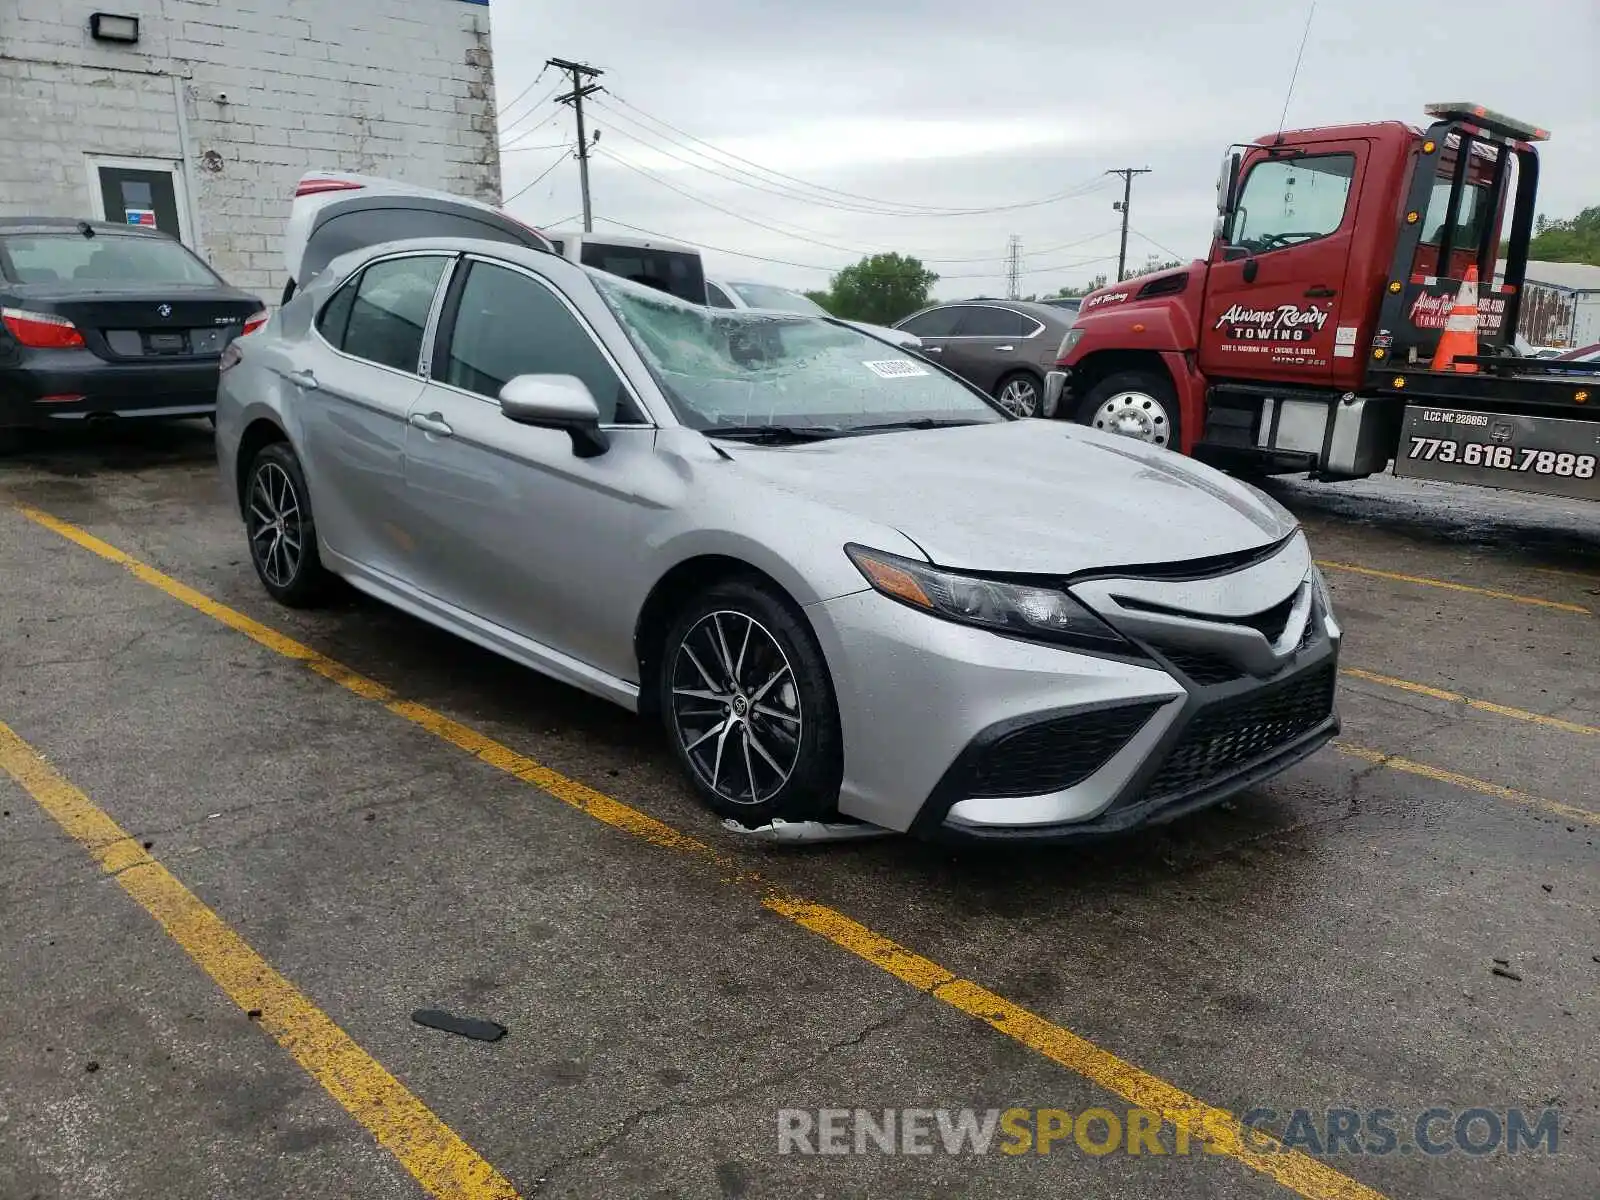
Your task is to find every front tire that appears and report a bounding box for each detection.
[244,442,330,607]
[994,370,1043,417]
[1075,369,1180,450]
[659,579,843,826]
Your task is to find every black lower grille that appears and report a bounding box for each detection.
[1154,643,1244,685]
[1140,664,1336,801]
[970,702,1163,798]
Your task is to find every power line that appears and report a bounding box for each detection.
[601,92,1116,218]
[503,145,574,206]
[1131,227,1185,262]
[596,139,1121,265]
[593,215,1118,281]
[500,107,565,150]
[1106,167,1152,281]
[500,143,572,154]
[495,66,548,119]
[548,56,604,231]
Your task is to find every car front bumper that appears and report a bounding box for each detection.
[806,555,1340,842]
[1,350,221,428]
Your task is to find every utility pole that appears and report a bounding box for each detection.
[1106,167,1151,281]
[1005,235,1022,300]
[547,56,604,232]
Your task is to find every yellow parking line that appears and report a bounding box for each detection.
[1334,743,1597,826]
[1340,667,1599,738]
[0,721,520,1200]
[11,506,1393,1200]
[1316,560,1591,615]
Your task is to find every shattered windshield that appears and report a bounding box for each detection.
[590,271,1005,432]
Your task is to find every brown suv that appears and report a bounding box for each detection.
[892,299,1079,416]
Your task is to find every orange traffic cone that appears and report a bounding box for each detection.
[1430,265,1480,374]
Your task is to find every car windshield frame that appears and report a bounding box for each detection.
[0,232,223,287]
[588,270,1011,434]
[726,281,827,316]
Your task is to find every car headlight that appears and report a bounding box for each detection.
[1056,327,1084,360]
[845,544,1128,650]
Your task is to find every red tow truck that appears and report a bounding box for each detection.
[1046,103,1600,504]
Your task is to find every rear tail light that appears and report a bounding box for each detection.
[38,394,85,404]
[294,178,364,197]
[219,342,243,373]
[242,308,269,335]
[1,307,86,349]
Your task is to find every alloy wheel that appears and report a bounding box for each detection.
[247,461,304,589]
[669,610,803,806]
[998,377,1040,417]
[1092,390,1172,447]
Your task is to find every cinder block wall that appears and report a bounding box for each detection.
[0,0,501,297]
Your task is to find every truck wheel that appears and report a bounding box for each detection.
[1076,370,1179,450]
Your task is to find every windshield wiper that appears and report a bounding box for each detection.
[837,418,993,437]
[703,424,844,444]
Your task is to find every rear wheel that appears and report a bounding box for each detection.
[1076,369,1180,450]
[993,371,1043,417]
[244,441,329,607]
[659,579,842,826]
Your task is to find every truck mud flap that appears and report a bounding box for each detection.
[1393,406,1600,502]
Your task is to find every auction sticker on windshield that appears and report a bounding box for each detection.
[863,360,930,379]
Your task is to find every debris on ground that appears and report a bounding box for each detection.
[411,1008,506,1042]
[1491,965,1523,981]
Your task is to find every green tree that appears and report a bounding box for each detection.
[816,253,938,325]
[803,289,836,313]
[1528,206,1600,265]
[1051,273,1108,298]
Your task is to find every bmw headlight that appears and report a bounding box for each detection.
[845,544,1127,650]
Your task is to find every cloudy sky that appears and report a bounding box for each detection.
[488,0,1599,301]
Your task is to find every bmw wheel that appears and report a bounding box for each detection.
[244,442,329,607]
[994,371,1043,418]
[660,579,842,826]
[1076,369,1180,450]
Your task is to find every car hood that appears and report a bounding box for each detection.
[721,420,1297,575]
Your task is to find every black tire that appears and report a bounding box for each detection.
[1074,369,1181,450]
[658,578,843,827]
[243,441,330,607]
[993,370,1044,418]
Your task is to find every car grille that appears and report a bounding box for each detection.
[1153,643,1244,685]
[969,702,1164,798]
[1138,664,1336,802]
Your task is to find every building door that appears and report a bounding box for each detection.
[87,158,188,242]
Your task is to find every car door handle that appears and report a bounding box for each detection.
[408,412,453,437]
[922,345,943,353]
[287,369,318,389]
[993,345,1015,352]
[1304,286,1337,298]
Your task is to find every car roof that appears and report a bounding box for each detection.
[912,298,1076,321]
[0,217,172,239]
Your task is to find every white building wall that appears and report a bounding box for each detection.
[0,0,501,299]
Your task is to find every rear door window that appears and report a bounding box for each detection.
[326,254,448,373]
[956,306,1030,337]
[577,242,706,305]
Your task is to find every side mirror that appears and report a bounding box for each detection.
[498,373,610,458]
[1042,370,1067,418]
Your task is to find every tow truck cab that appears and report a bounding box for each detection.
[1052,104,1599,504]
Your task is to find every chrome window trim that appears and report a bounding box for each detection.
[307,249,457,384]
[428,251,660,431]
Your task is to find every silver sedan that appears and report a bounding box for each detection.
[215,236,1342,842]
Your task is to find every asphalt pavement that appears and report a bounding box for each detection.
[1,421,1595,1200]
